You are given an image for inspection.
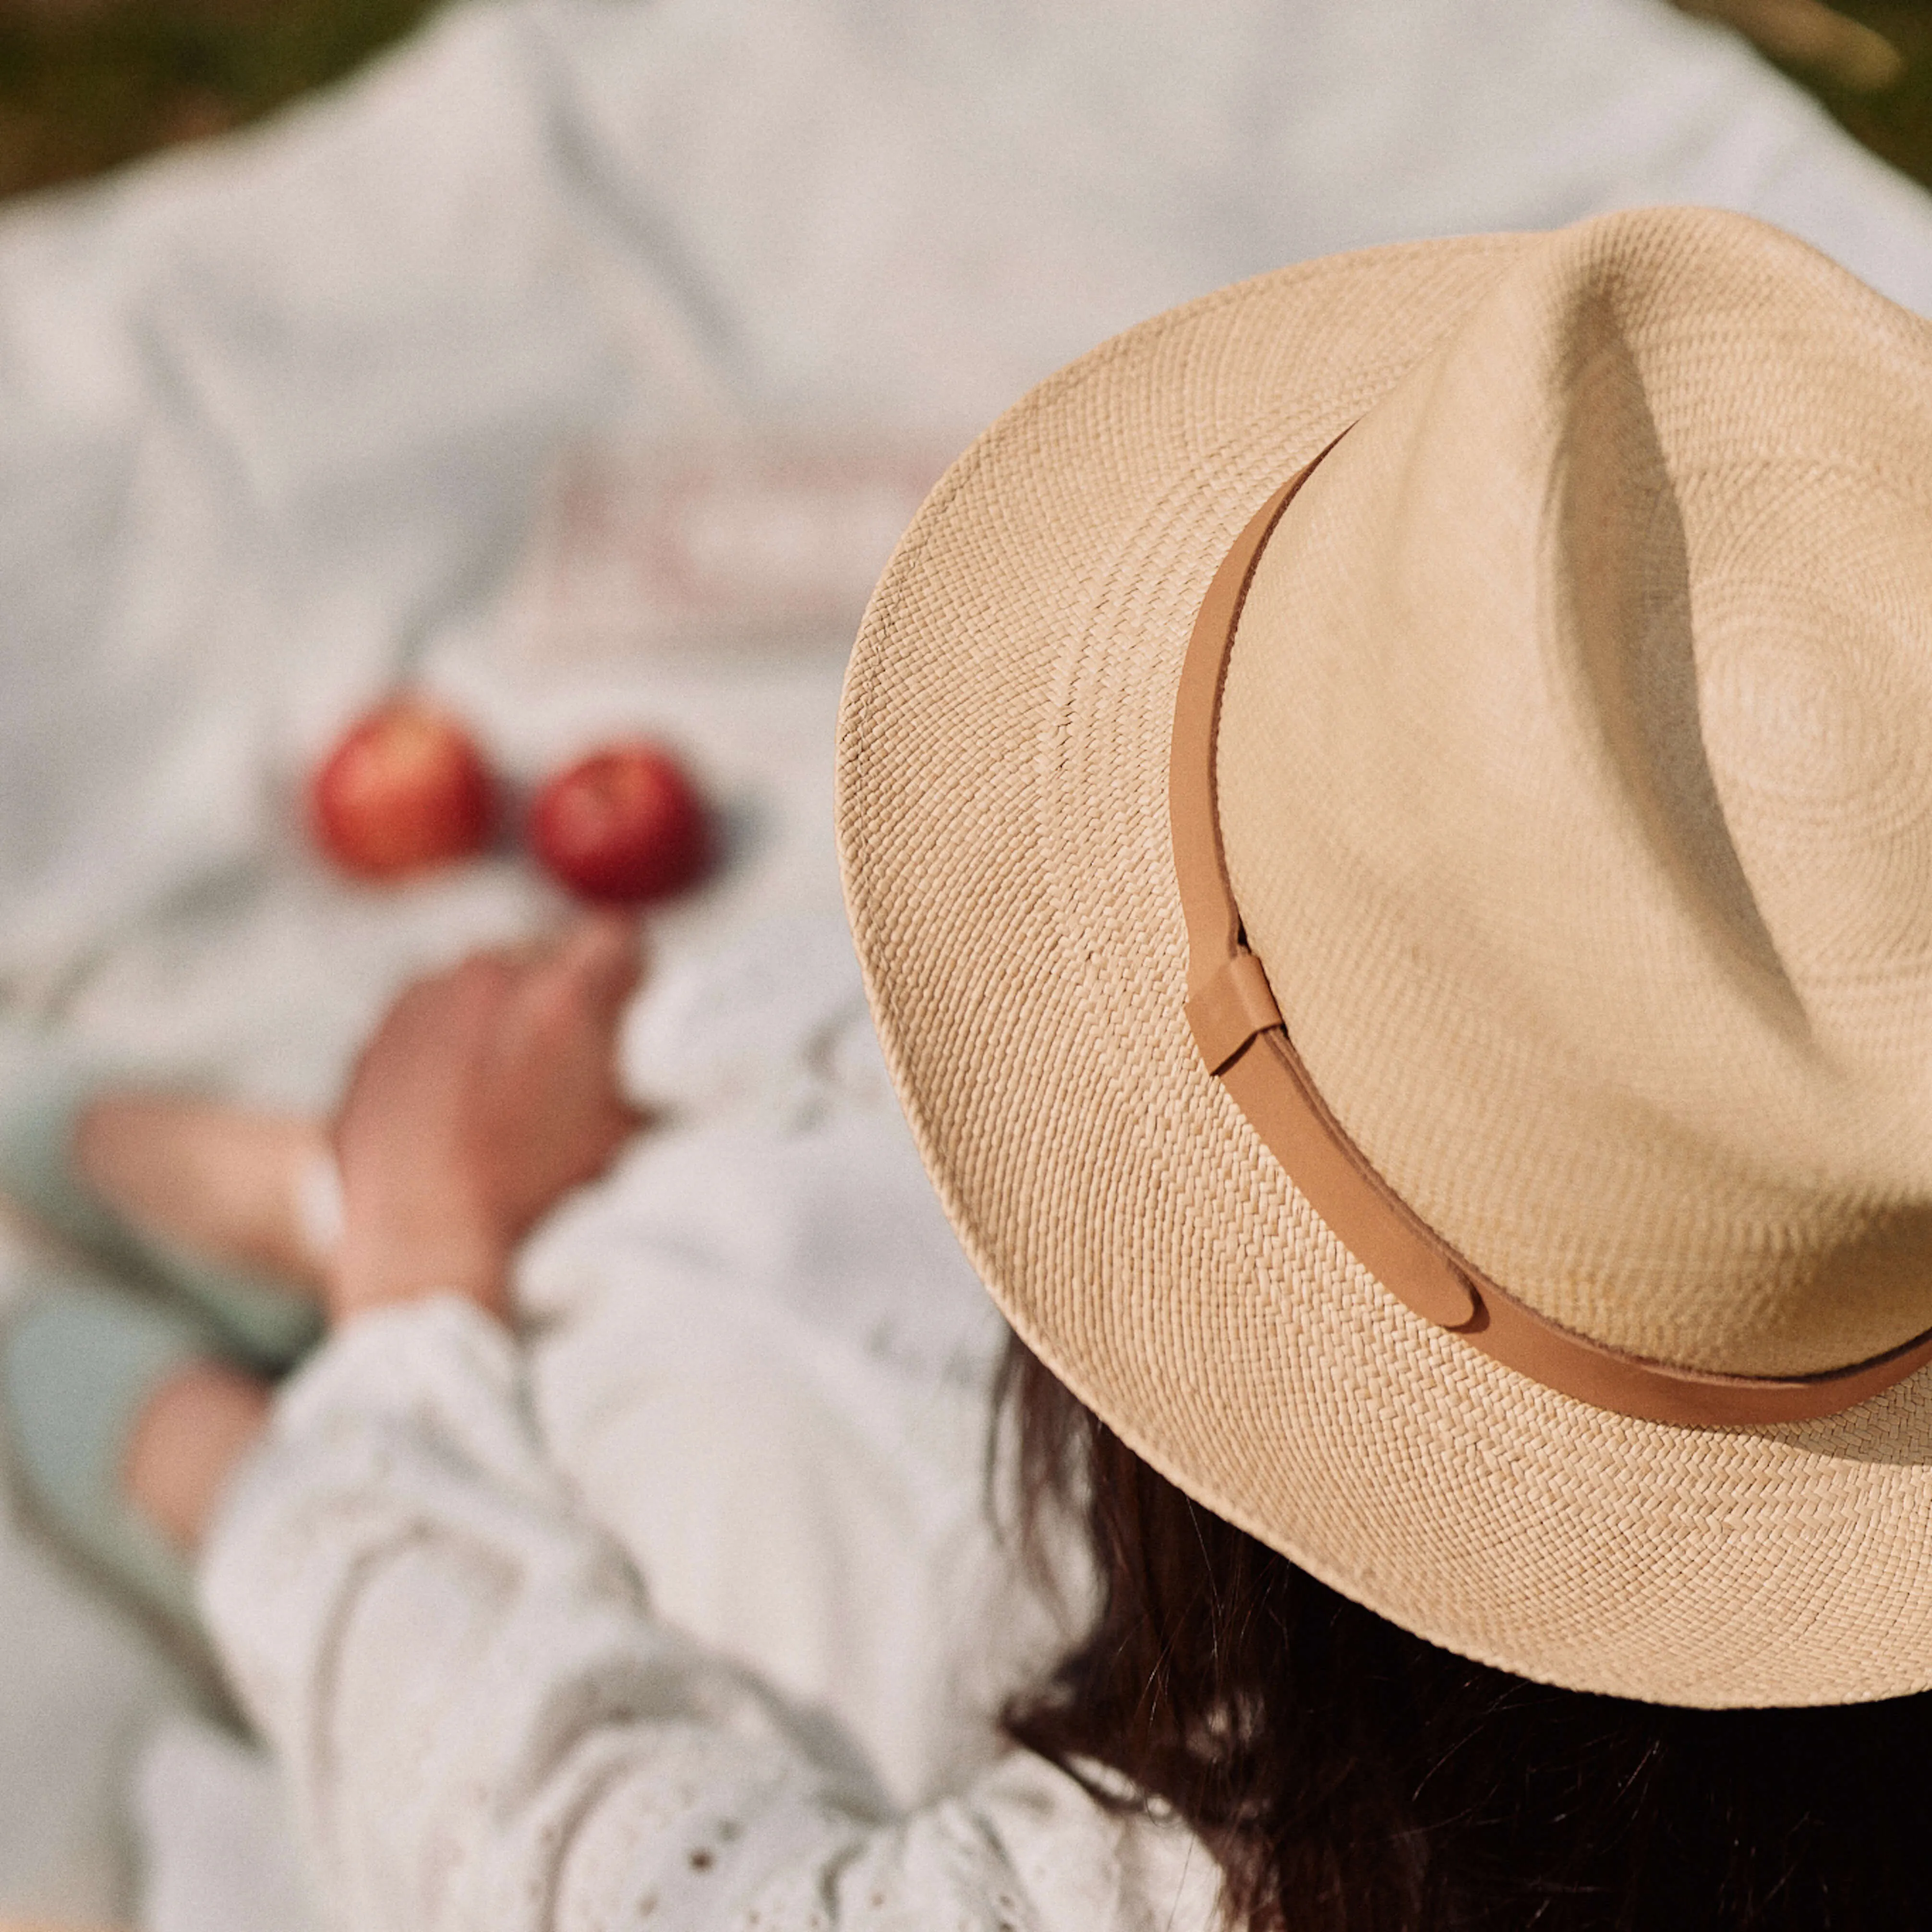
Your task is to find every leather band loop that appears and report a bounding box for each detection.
[1170,443,1932,1426]
[1184,951,1282,1074]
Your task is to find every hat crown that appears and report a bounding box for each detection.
[1220,206,1932,1377]
[843,206,1932,1704]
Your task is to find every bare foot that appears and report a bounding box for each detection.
[123,1359,272,1552]
[75,1097,333,1295]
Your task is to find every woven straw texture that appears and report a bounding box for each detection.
[1224,212,1932,1380]
[836,208,1932,1708]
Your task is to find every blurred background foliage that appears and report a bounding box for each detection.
[0,0,1923,203]
[1683,0,1932,184]
[0,0,444,198]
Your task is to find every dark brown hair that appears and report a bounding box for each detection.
[996,1335,1932,1932]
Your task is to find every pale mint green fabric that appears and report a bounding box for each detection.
[0,1270,215,1641]
[0,1026,321,1370]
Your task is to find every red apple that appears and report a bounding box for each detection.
[309,699,496,881]
[530,743,712,904]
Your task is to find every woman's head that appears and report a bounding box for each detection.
[999,1335,1932,1931]
[838,200,1932,1708]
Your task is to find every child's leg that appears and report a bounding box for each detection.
[2,1098,322,1601]
[123,1358,272,1552]
[1,1271,262,1637]
[74,1098,332,1296]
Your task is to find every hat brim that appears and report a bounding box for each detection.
[835,230,1932,1709]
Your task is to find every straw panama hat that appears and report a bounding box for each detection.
[835,204,1932,1709]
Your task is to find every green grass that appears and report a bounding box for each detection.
[0,0,446,199]
[1766,2,1932,191]
[0,0,1924,205]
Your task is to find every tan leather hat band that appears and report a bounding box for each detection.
[1169,448,1932,1428]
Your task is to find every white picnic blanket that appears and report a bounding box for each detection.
[0,0,1928,1922]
